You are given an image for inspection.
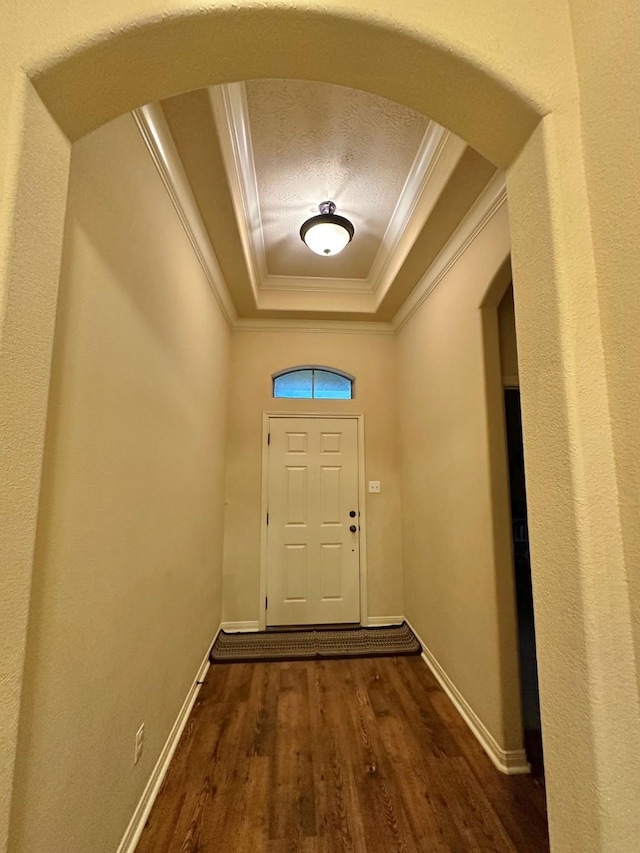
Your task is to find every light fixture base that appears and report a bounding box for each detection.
[300,201,354,256]
[318,200,336,216]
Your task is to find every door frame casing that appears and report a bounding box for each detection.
[259,412,368,631]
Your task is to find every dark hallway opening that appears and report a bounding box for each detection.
[504,388,544,778]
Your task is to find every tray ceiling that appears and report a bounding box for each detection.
[154,80,500,323]
[242,79,429,280]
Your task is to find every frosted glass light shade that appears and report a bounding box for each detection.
[300,202,354,256]
[303,221,352,255]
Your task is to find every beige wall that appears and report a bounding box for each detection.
[569,0,640,740]
[498,285,519,383]
[224,330,402,623]
[8,113,230,853]
[397,205,522,754]
[2,2,640,851]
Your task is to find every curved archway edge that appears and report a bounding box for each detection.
[30,4,542,168]
[2,3,639,852]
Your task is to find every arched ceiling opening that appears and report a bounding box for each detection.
[149,78,498,322]
[30,4,547,166]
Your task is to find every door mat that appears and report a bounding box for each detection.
[209,621,421,663]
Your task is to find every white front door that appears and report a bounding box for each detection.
[266,417,361,626]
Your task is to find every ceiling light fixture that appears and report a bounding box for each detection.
[300,201,354,256]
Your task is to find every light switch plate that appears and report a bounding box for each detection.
[368,481,381,493]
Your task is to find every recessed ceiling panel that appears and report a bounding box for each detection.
[151,80,499,324]
[243,80,429,280]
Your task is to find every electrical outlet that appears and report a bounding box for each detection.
[134,723,145,765]
[368,481,381,493]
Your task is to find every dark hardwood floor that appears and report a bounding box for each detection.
[136,656,549,852]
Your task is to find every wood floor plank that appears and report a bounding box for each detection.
[135,664,233,852]
[136,655,549,852]
[427,686,549,851]
[434,756,517,853]
[306,664,330,845]
[363,660,469,851]
[339,659,425,853]
[247,663,279,758]
[310,660,368,852]
[193,665,259,847]
[268,664,317,842]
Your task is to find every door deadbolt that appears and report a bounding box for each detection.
[349,524,358,533]
[349,510,357,518]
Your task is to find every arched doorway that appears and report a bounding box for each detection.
[1,3,636,851]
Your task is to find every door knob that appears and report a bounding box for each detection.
[349,510,357,518]
[349,525,357,533]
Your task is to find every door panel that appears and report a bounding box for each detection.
[287,432,308,454]
[320,544,343,599]
[321,431,342,454]
[266,417,360,626]
[320,466,341,524]
[284,545,307,600]
[286,467,308,525]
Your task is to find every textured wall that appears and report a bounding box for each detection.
[7,113,230,853]
[397,205,521,756]
[0,84,71,853]
[224,330,403,623]
[1,1,639,851]
[569,4,640,804]
[498,286,519,382]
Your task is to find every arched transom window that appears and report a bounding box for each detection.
[272,366,354,400]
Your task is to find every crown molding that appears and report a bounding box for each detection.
[210,82,369,298]
[208,83,264,302]
[369,126,465,296]
[210,83,466,300]
[257,279,374,295]
[369,121,448,287]
[133,105,237,328]
[232,318,395,336]
[392,172,507,332]
[372,130,467,306]
[137,98,505,334]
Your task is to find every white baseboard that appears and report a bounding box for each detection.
[220,621,260,633]
[405,619,530,775]
[367,616,404,627]
[116,624,222,853]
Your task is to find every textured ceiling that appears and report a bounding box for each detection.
[243,79,429,280]
[159,80,498,322]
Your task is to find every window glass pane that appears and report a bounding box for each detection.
[313,369,352,400]
[273,369,313,398]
